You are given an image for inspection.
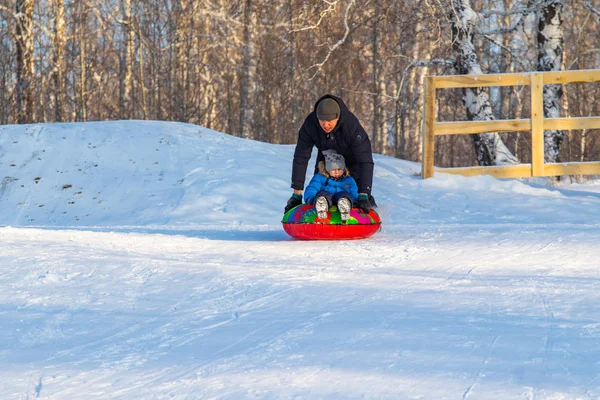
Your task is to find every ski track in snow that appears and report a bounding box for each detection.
[2,225,600,399]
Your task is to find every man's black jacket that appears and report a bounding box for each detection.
[291,94,374,195]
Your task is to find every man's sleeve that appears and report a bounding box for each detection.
[291,125,314,191]
[351,124,374,194]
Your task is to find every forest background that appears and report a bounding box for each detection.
[0,0,599,169]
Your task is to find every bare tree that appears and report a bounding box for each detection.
[15,0,35,123]
[449,0,517,166]
[239,0,256,139]
[135,0,147,119]
[52,0,65,122]
[75,0,88,121]
[120,0,135,119]
[537,0,565,163]
[371,0,381,152]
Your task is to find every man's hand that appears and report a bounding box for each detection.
[357,193,371,213]
[284,193,303,213]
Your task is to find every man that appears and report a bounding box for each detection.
[284,94,375,213]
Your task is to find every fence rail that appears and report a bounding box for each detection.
[421,69,600,179]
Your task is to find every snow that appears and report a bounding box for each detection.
[2,120,600,399]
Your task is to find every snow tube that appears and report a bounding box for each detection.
[282,204,381,240]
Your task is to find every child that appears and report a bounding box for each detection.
[304,149,359,221]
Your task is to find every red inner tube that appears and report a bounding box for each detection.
[282,205,381,240]
[282,222,380,240]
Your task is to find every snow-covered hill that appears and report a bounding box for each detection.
[2,121,600,399]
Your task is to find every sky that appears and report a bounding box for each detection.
[1,120,600,399]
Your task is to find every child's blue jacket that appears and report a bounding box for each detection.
[304,173,359,204]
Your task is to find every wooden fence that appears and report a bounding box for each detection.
[421,69,600,179]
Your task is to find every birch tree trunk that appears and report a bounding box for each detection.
[52,0,65,122]
[0,45,9,124]
[287,0,298,143]
[371,0,381,153]
[537,0,564,163]
[224,8,234,135]
[450,0,517,166]
[15,0,35,124]
[77,1,87,121]
[499,0,512,119]
[174,0,191,122]
[120,0,135,119]
[239,0,256,139]
[136,0,147,120]
[407,16,427,161]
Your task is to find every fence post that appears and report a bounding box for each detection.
[531,72,544,176]
[421,77,436,179]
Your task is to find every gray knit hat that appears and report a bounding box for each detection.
[316,98,341,121]
[323,149,346,172]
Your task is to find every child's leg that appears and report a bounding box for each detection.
[333,192,354,207]
[333,192,352,221]
[314,191,333,219]
[313,190,333,206]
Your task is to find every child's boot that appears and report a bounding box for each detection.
[337,197,351,222]
[315,196,329,219]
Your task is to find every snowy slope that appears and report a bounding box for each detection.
[0,121,295,227]
[2,121,600,399]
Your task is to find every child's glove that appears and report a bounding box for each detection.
[357,193,371,213]
[284,193,302,213]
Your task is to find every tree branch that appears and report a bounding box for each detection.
[477,0,541,35]
[307,0,355,81]
[290,0,339,33]
[584,0,600,19]
[477,0,542,18]
[481,33,532,70]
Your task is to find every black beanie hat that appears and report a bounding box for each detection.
[316,98,341,121]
